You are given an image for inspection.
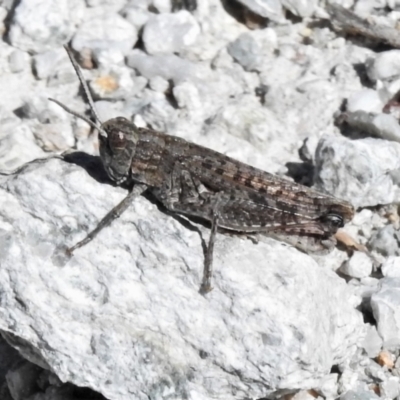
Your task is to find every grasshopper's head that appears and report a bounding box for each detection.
[49,47,142,185]
[98,117,140,184]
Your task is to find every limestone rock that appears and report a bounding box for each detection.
[0,157,364,400]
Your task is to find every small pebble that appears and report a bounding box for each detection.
[367,50,400,81]
[72,14,138,55]
[362,325,383,358]
[33,49,67,80]
[8,50,29,73]
[340,251,373,279]
[379,376,400,399]
[149,76,170,93]
[122,6,150,30]
[347,89,383,114]
[235,0,283,21]
[381,256,400,278]
[92,48,125,68]
[143,11,200,55]
[376,350,395,368]
[371,278,400,348]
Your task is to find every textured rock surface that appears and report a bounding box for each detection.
[0,158,363,400]
[315,136,400,208]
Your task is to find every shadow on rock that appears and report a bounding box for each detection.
[63,152,114,186]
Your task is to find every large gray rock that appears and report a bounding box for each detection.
[0,157,364,400]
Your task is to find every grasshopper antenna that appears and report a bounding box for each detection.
[49,45,107,138]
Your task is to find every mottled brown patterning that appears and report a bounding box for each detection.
[51,46,354,293]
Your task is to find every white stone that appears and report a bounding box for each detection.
[282,0,317,17]
[140,93,177,131]
[127,50,197,84]
[371,278,400,349]
[33,48,69,80]
[89,66,144,100]
[337,370,362,395]
[8,50,29,73]
[315,136,400,208]
[143,11,200,55]
[340,252,373,279]
[30,121,75,152]
[123,6,151,30]
[8,0,84,54]
[379,376,400,399]
[346,89,383,114]
[354,0,383,16]
[0,158,365,400]
[367,224,400,257]
[382,256,400,278]
[361,325,382,358]
[227,29,277,72]
[0,119,45,172]
[209,94,284,148]
[92,48,125,68]
[372,113,400,142]
[153,0,172,13]
[94,100,128,122]
[235,0,284,21]
[149,76,170,93]
[317,373,339,399]
[173,81,203,115]
[366,50,400,81]
[72,14,138,55]
[340,389,380,400]
[364,360,387,382]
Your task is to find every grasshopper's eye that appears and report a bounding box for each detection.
[322,213,344,228]
[108,130,127,151]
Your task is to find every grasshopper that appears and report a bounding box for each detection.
[50,46,354,293]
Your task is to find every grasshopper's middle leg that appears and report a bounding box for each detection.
[200,197,222,294]
[157,162,224,293]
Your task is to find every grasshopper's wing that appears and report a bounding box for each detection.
[184,152,354,232]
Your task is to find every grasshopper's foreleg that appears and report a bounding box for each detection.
[67,183,147,254]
